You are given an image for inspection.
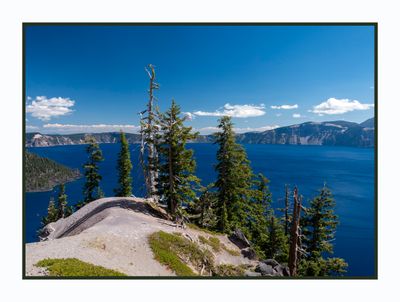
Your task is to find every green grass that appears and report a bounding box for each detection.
[198,235,222,252]
[148,231,215,276]
[36,258,126,277]
[198,234,241,256]
[187,223,223,236]
[222,244,241,256]
[213,264,246,276]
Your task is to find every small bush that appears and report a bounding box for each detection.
[36,258,126,277]
[198,235,222,252]
[213,264,246,276]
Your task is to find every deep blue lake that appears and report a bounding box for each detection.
[25,143,375,277]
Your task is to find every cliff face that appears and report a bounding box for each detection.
[26,118,374,148]
[26,132,142,147]
[236,119,375,147]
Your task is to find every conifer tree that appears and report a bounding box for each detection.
[83,136,104,204]
[300,185,348,276]
[56,183,68,219]
[246,173,271,254]
[214,116,253,233]
[42,197,58,225]
[115,131,133,197]
[156,100,200,217]
[265,214,289,262]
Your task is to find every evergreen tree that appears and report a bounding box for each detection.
[214,116,253,233]
[265,214,289,262]
[156,100,200,217]
[300,185,348,276]
[246,173,271,255]
[187,184,218,229]
[42,197,58,225]
[56,183,68,219]
[115,131,133,197]
[83,136,104,204]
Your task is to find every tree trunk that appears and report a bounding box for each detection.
[285,184,289,236]
[288,187,302,276]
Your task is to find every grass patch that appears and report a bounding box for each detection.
[148,231,215,276]
[222,244,241,256]
[36,258,126,277]
[198,235,222,252]
[213,264,246,276]
[187,223,223,236]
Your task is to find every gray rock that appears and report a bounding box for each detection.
[229,229,251,249]
[241,247,258,260]
[262,259,280,268]
[244,270,262,277]
[255,263,275,276]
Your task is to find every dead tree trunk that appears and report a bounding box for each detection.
[284,184,289,236]
[140,64,159,200]
[288,186,302,277]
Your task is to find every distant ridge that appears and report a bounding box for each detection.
[26,118,374,148]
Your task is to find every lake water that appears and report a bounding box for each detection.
[25,143,375,277]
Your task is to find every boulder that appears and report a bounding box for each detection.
[262,259,280,268]
[241,247,258,260]
[255,263,275,276]
[229,229,251,249]
[244,270,262,277]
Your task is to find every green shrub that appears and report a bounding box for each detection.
[36,258,126,277]
[213,264,246,276]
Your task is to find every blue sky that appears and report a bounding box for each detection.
[25,25,375,134]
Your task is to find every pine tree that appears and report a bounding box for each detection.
[265,214,289,262]
[214,116,253,233]
[300,185,348,276]
[56,183,68,219]
[115,131,133,197]
[83,136,104,204]
[246,173,271,255]
[42,197,58,225]
[156,100,200,217]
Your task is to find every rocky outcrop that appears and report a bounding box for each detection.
[39,197,157,240]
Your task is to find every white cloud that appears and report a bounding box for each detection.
[292,113,302,118]
[25,125,39,131]
[193,103,266,118]
[26,96,75,121]
[270,104,298,110]
[195,126,220,134]
[183,112,195,120]
[196,125,279,135]
[311,98,374,115]
[43,124,140,134]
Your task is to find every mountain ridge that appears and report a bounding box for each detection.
[26,118,374,148]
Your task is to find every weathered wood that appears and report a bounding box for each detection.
[288,187,302,276]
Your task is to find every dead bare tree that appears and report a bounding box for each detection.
[139,64,160,200]
[284,184,290,236]
[288,186,302,276]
